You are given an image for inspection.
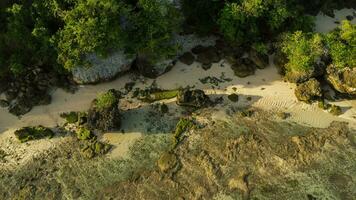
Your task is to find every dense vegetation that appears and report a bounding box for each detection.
[0,0,354,78]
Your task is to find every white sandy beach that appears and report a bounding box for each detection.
[0,9,355,164]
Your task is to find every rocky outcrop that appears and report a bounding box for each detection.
[72,51,135,84]
[3,67,73,116]
[294,78,322,102]
[87,90,121,131]
[326,65,356,95]
[178,52,195,65]
[177,88,211,108]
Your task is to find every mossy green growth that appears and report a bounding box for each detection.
[95,91,117,109]
[60,111,78,124]
[329,105,342,116]
[140,90,179,103]
[76,127,95,140]
[80,140,112,159]
[172,118,194,148]
[14,126,54,143]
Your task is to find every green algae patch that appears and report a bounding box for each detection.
[172,118,194,148]
[95,91,118,110]
[139,89,179,103]
[14,126,54,143]
[76,127,95,140]
[60,111,79,124]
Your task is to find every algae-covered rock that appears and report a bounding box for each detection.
[87,90,121,131]
[14,126,54,143]
[326,65,356,95]
[230,58,257,78]
[80,140,112,159]
[173,118,194,147]
[157,152,178,172]
[295,78,322,102]
[177,88,211,108]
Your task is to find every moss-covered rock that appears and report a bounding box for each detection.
[173,118,194,148]
[87,90,121,131]
[14,126,54,143]
[177,88,211,108]
[80,140,112,159]
[295,78,322,102]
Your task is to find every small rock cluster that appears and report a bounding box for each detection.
[177,88,211,108]
[0,67,75,116]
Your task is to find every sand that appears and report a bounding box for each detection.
[0,8,355,163]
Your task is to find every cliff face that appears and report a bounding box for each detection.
[1,109,355,200]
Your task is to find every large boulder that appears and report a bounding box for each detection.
[72,51,134,84]
[230,58,257,78]
[177,88,211,108]
[294,78,322,102]
[87,90,121,131]
[195,46,221,65]
[326,65,356,95]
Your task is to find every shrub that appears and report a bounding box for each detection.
[126,0,182,63]
[281,31,324,72]
[57,0,130,70]
[325,21,355,69]
[76,127,95,140]
[95,91,118,109]
[218,0,314,45]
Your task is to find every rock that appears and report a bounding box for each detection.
[294,78,322,102]
[231,58,257,78]
[273,51,288,75]
[177,88,211,108]
[196,46,221,65]
[37,94,52,105]
[72,51,135,84]
[277,112,290,119]
[179,52,195,65]
[157,152,178,172]
[134,55,175,79]
[249,49,269,69]
[227,94,239,102]
[8,101,32,116]
[326,65,356,95]
[87,91,121,131]
[202,63,212,70]
[14,126,54,143]
[0,99,9,108]
[346,15,354,21]
[329,105,342,116]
